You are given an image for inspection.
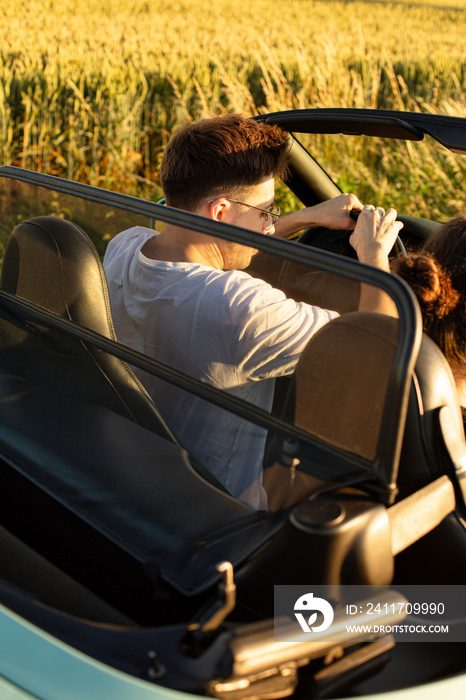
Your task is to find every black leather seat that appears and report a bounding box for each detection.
[395,331,466,583]
[0,216,175,441]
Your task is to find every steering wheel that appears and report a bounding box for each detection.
[297,209,407,259]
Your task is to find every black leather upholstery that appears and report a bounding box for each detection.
[0,216,175,440]
[397,332,466,498]
[395,333,466,583]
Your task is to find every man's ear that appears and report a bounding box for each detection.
[209,198,230,222]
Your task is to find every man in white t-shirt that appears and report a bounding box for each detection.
[104,114,402,509]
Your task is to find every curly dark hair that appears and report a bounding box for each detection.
[393,213,466,378]
[160,114,290,211]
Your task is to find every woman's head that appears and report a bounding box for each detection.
[393,213,466,380]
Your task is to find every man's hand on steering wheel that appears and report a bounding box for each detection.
[349,205,404,272]
[302,192,364,230]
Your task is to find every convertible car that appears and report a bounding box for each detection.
[0,109,465,699]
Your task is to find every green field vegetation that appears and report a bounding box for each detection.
[0,0,465,233]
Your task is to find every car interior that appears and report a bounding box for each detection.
[0,108,466,697]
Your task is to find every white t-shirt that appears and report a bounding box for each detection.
[103,227,338,510]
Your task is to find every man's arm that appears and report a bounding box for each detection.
[274,194,402,316]
[273,193,363,239]
[349,206,404,316]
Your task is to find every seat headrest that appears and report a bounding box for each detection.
[292,312,398,462]
[0,216,176,440]
[1,216,115,338]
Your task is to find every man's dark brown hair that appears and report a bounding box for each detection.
[160,114,290,211]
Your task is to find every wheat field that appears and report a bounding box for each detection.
[0,0,465,223]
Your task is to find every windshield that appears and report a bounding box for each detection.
[289,130,466,222]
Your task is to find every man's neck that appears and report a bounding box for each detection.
[140,225,224,268]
